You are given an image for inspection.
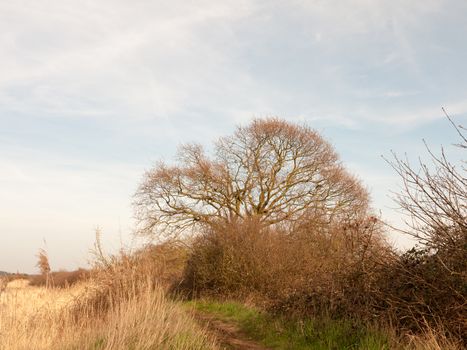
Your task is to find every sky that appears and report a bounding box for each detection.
[1,0,466,273]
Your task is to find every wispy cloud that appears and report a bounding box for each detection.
[1,0,467,271]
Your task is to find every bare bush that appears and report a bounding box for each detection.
[180,218,274,298]
[381,112,467,342]
[181,215,391,318]
[273,214,391,316]
[387,112,466,254]
[29,269,90,288]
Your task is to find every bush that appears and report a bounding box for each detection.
[181,215,391,318]
[180,219,275,298]
[181,213,465,345]
[266,215,391,318]
[380,114,467,343]
[374,243,467,343]
[29,269,89,288]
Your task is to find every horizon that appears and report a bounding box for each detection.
[1,0,467,274]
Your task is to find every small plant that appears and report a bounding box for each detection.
[36,248,51,288]
[0,277,7,295]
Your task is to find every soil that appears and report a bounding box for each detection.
[194,311,271,350]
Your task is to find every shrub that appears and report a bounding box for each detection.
[180,218,274,298]
[266,215,391,318]
[380,113,467,343]
[181,215,391,319]
[374,243,467,343]
[29,269,90,288]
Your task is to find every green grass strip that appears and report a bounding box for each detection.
[186,300,391,350]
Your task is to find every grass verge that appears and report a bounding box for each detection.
[186,300,391,350]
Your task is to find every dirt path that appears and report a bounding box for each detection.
[194,312,270,350]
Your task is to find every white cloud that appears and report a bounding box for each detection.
[0,1,262,120]
[0,149,142,272]
[364,99,467,127]
[0,0,464,127]
[1,0,466,271]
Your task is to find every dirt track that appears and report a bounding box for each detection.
[194,311,270,350]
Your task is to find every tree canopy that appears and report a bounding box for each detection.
[135,118,368,237]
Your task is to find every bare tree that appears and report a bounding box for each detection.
[135,118,368,238]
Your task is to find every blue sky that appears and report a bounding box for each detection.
[1,0,466,273]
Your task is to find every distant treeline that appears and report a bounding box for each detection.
[1,269,89,288]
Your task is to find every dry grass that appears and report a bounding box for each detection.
[0,278,85,321]
[0,275,216,350]
[28,269,90,288]
[0,279,85,349]
[403,331,464,350]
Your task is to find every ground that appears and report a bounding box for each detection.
[194,311,269,350]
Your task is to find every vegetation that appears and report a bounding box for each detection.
[36,248,51,288]
[28,268,90,288]
[375,113,467,341]
[188,299,391,350]
[169,117,464,347]
[134,118,368,237]
[1,116,465,349]
[0,249,216,350]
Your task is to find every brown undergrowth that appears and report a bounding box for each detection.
[178,216,465,347]
[0,243,215,350]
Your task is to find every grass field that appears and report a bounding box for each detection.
[0,278,216,350]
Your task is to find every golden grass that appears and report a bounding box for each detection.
[0,278,217,350]
[402,327,464,350]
